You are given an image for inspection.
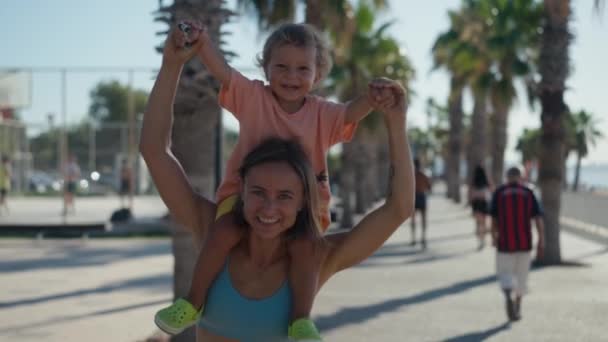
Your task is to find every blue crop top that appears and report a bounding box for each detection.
[197,257,292,341]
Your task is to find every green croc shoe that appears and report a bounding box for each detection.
[288,318,323,341]
[154,298,201,335]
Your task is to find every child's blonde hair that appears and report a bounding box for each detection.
[257,23,333,83]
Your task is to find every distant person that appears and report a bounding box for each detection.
[411,158,431,248]
[0,155,11,215]
[468,165,493,250]
[119,158,134,209]
[62,154,81,215]
[490,166,545,321]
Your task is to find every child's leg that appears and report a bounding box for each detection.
[186,212,243,309]
[287,236,324,341]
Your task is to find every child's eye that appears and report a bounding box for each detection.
[298,66,310,72]
[276,64,287,69]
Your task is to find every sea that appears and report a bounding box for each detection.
[567,164,608,190]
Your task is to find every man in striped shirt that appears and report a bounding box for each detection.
[490,166,545,321]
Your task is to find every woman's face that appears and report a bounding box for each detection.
[241,161,305,240]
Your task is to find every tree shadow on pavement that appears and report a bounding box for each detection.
[356,248,475,269]
[0,273,171,309]
[0,298,169,334]
[0,241,171,274]
[316,274,496,333]
[442,321,511,341]
[571,247,608,261]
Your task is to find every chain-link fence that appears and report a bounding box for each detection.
[1,67,157,196]
[2,118,151,196]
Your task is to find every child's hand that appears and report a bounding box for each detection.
[162,20,206,66]
[374,80,408,124]
[368,78,397,110]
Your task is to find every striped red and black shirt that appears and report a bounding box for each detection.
[490,182,543,252]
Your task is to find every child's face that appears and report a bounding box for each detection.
[266,44,319,109]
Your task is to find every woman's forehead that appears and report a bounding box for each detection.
[245,162,302,187]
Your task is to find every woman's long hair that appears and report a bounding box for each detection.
[232,138,324,242]
[472,165,490,189]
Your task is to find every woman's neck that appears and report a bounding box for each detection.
[245,234,288,268]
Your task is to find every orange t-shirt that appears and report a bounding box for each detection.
[216,71,357,227]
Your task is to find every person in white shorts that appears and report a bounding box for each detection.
[489,166,545,321]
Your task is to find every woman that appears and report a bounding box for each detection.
[468,165,493,250]
[140,26,414,341]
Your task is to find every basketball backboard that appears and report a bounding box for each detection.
[0,70,31,110]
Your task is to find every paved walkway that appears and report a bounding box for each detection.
[0,194,606,341]
[0,196,166,226]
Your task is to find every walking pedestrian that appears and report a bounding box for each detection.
[119,158,133,209]
[411,158,431,248]
[62,154,81,215]
[490,166,544,321]
[468,165,493,250]
[0,155,11,215]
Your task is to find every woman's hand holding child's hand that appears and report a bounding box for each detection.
[162,20,206,66]
[368,78,407,122]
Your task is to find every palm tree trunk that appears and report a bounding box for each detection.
[340,142,355,228]
[467,87,488,182]
[573,152,582,191]
[376,127,389,197]
[354,143,366,214]
[537,0,571,265]
[490,101,509,186]
[562,150,569,189]
[446,77,464,203]
[305,0,324,30]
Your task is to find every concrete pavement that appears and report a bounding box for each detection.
[0,193,606,341]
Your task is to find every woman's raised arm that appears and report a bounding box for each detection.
[139,29,215,243]
[322,81,415,279]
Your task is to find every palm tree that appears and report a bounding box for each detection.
[515,127,541,166]
[328,3,413,222]
[425,97,450,180]
[478,0,543,184]
[537,0,604,264]
[432,8,473,203]
[570,110,603,191]
[155,1,233,340]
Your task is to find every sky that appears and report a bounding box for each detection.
[1,0,607,166]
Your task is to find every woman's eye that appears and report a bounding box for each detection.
[279,194,293,200]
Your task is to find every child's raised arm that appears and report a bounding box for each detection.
[179,21,233,86]
[343,77,399,125]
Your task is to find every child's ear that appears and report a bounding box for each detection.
[314,69,322,85]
